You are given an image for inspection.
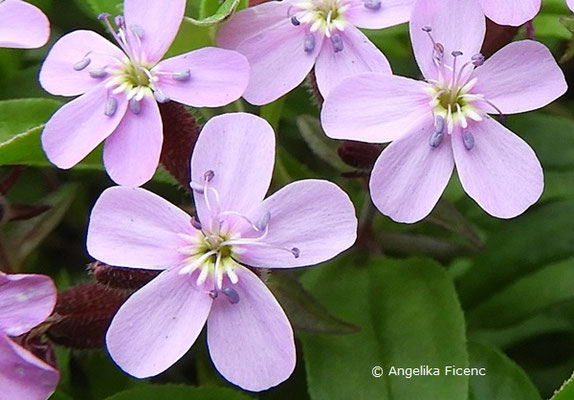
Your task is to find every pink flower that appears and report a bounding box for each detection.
[39,0,250,187]
[217,0,414,105]
[86,113,357,391]
[479,0,574,27]
[0,0,49,49]
[0,272,59,400]
[322,0,567,223]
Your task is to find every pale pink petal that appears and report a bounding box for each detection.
[39,30,125,97]
[103,96,163,186]
[154,47,249,108]
[87,187,197,270]
[41,85,128,169]
[237,21,323,105]
[0,273,56,337]
[369,117,454,223]
[106,267,212,378]
[124,0,186,64]
[472,40,567,115]
[0,335,59,400]
[568,0,574,13]
[0,0,49,49]
[207,266,295,392]
[321,73,429,143]
[191,113,275,224]
[314,25,391,97]
[345,0,413,29]
[239,180,357,268]
[479,0,541,26]
[410,0,485,79]
[217,0,294,49]
[453,117,543,219]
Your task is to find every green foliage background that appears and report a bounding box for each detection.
[2,0,574,399]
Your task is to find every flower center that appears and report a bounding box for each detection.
[422,27,503,150]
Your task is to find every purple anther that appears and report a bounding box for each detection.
[291,247,300,258]
[304,34,315,53]
[190,216,202,230]
[209,290,218,299]
[73,58,91,71]
[332,33,344,53]
[257,211,271,231]
[471,53,485,66]
[429,130,444,148]
[104,97,118,117]
[172,69,191,81]
[89,68,108,78]
[364,0,381,10]
[451,50,463,57]
[463,131,475,150]
[435,115,445,134]
[204,170,215,182]
[97,12,111,21]
[422,26,432,32]
[222,287,240,304]
[114,15,126,29]
[153,90,170,103]
[129,98,141,114]
[291,16,300,26]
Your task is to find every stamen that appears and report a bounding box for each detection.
[471,53,485,66]
[129,98,141,114]
[364,0,381,10]
[304,34,315,53]
[89,67,108,78]
[435,115,445,134]
[204,170,215,182]
[429,130,444,148]
[291,247,301,258]
[332,33,344,53]
[222,287,240,304]
[463,131,475,150]
[209,290,218,299]
[104,97,118,117]
[257,211,271,231]
[291,16,301,26]
[422,26,444,63]
[130,24,145,39]
[73,58,91,71]
[153,90,170,103]
[190,216,202,230]
[172,69,191,82]
[114,15,126,30]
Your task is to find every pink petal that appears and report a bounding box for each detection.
[191,113,275,224]
[369,117,454,223]
[207,266,295,392]
[217,0,294,49]
[0,273,56,337]
[410,0,485,79]
[154,47,249,108]
[321,74,429,143]
[87,187,196,270]
[472,40,567,115]
[41,85,128,169]
[236,20,323,105]
[452,117,543,219]
[103,96,163,186]
[314,25,391,97]
[0,335,59,400]
[345,0,414,29]
[123,0,186,64]
[39,30,125,97]
[239,180,357,268]
[479,0,541,26]
[568,0,574,12]
[106,267,212,378]
[0,0,49,49]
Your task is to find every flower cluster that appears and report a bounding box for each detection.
[3,0,571,397]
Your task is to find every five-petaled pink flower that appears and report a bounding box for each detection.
[0,0,49,49]
[0,272,59,400]
[39,0,250,187]
[217,0,414,105]
[479,0,574,27]
[86,113,357,391]
[322,0,567,223]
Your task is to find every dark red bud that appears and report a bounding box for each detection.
[481,18,519,58]
[12,333,58,369]
[158,102,200,189]
[306,69,324,107]
[7,203,51,222]
[337,141,382,170]
[89,261,159,291]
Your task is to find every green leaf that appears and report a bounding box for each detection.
[468,258,574,329]
[468,341,541,400]
[104,385,252,400]
[266,271,359,334]
[187,0,244,27]
[300,257,469,400]
[551,370,574,400]
[0,98,60,142]
[261,97,286,132]
[296,115,347,171]
[369,258,469,400]
[164,19,213,58]
[79,0,122,19]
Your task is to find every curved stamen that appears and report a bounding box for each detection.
[221,238,300,258]
[222,287,240,304]
[89,67,108,78]
[73,57,91,71]
[104,97,118,117]
[332,33,344,53]
[304,34,316,53]
[463,131,475,150]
